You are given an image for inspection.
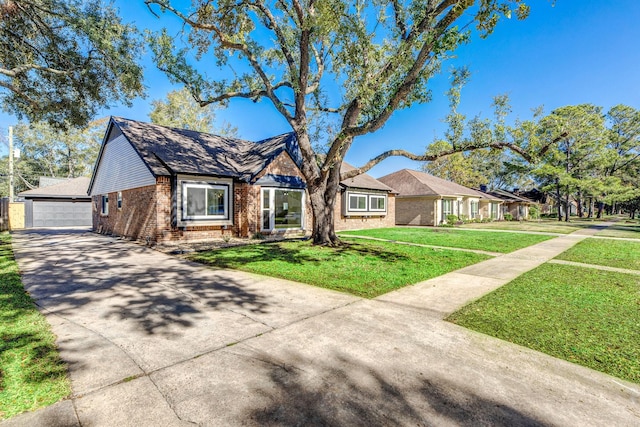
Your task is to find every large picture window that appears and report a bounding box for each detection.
[262,188,304,231]
[182,182,229,220]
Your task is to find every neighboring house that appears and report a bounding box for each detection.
[484,188,536,220]
[378,169,502,225]
[335,163,396,231]
[88,117,395,243]
[18,176,92,227]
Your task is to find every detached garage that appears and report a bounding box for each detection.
[18,177,92,228]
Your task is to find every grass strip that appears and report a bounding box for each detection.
[555,238,640,270]
[339,227,554,253]
[447,263,640,383]
[0,233,70,420]
[189,239,490,298]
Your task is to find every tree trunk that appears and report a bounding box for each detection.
[564,186,570,222]
[307,162,342,246]
[587,197,593,218]
[555,179,562,221]
[576,190,583,218]
[596,200,604,218]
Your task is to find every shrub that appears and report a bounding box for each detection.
[529,205,540,220]
[446,214,459,225]
[504,213,513,221]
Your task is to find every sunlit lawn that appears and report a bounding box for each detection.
[555,238,640,270]
[338,227,554,253]
[0,233,70,420]
[448,263,640,384]
[188,239,490,298]
[595,219,640,239]
[460,218,594,234]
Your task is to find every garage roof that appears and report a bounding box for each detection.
[19,177,91,199]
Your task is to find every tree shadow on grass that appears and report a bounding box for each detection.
[190,240,410,271]
[244,349,547,427]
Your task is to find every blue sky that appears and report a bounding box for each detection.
[2,1,639,178]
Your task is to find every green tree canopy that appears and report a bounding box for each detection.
[144,0,559,244]
[149,87,237,136]
[0,0,144,128]
[7,119,105,194]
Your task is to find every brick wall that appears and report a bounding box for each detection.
[395,197,436,226]
[333,192,396,231]
[92,184,158,241]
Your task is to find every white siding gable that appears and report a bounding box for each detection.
[90,134,156,196]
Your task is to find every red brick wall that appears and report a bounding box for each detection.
[333,192,396,231]
[92,184,158,241]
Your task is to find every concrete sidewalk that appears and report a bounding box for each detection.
[3,226,639,426]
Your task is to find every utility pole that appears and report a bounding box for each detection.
[8,126,14,202]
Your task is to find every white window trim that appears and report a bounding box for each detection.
[368,195,387,212]
[261,188,305,232]
[117,191,122,210]
[347,193,369,212]
[181,182,230,221]
[176,175,234,227]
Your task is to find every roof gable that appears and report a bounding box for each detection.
[106,117,301,182]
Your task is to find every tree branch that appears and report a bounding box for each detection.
[340,133,569,181]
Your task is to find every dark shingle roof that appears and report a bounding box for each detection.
[19,177,91,199]
[340,163,395,192]
[111,117,300,182]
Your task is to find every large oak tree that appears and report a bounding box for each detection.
[0,0,144,128]
[145,0,561,245]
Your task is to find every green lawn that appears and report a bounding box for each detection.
[339,227,554,253]
[596,220,640,239]
[555,238,640,270]
[460,218,598,234]
[447,263,640,384]
[188,239,490,298]
[0,233,70,420]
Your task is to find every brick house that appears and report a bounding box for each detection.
[88,117,395,243]
[378,169,503,226]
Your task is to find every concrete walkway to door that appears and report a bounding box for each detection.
[2,225,639,426]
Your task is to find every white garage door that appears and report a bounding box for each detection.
[33,201,92,227]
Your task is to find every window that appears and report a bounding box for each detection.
[470,201,479,218]
[101,195,109,215]
[442,199,453,220]
[369,195,386,212]
[348,194,368,211]
[262,188,304,231]
[117,192,122,210]
[182,182,229,220]
[491,203,499,219]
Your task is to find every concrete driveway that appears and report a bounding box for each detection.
[4,229,640,426]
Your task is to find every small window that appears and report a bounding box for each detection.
[369,195,386,212]
[182,182,229,220]
[348,194,368,211]
[117,192,122,210]
[101,194,109,215]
